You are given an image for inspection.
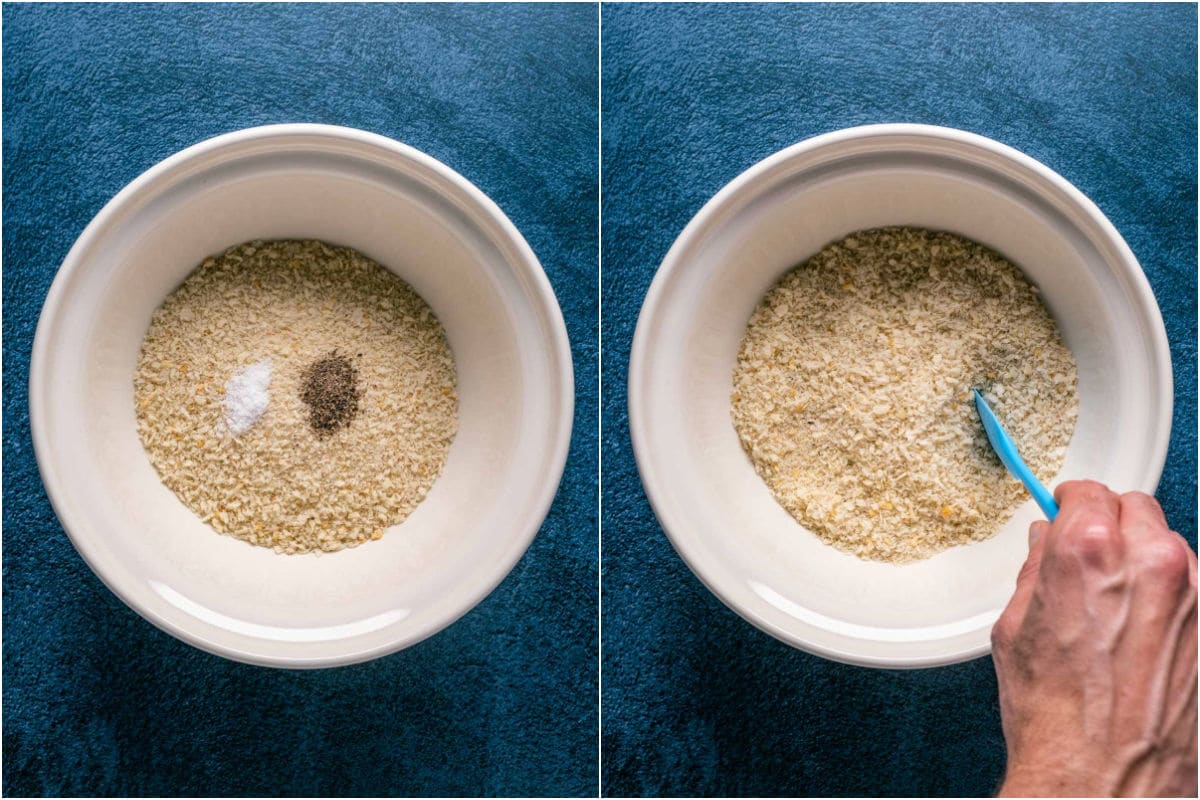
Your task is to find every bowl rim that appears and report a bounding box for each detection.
[29,123,575,668]
[628,122,1173,668]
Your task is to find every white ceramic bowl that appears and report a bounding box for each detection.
[630,124,1172,668]
[31,124,574,667]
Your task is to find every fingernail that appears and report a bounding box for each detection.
[1029,522,1046,546]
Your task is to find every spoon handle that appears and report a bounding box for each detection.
[973,389,1060,521]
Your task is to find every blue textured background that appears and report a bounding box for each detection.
[601,4,1196,797]
[3,4,597,796]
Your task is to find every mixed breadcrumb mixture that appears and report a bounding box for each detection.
[731,227,1078,562]
[135,240,458,554]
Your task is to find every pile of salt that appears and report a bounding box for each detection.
[223,358,272,435]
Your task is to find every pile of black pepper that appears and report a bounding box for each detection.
[300,351,360,437]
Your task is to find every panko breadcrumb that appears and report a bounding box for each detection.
[134,240,458,554]
[731,226,1078,562]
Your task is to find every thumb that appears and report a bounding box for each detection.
[1005,520,1051,623]
[1027,518,1050,549]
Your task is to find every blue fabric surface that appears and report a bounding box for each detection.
[3,4,597,796]
[601,4,1196,797]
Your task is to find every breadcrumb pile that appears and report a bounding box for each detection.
[135,240,458,554]
[731,227,1077,562]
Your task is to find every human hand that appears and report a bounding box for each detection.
[992,480,1197,798]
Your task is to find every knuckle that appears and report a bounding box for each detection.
[990,623,1008,650]
[1121,491,1167,525]
[1136,538,1193,584]
[1016,555,1042,584]
[1016,562,1036,583]
[991,614,1017,650]
[1060,479,1108,498]
[1062,516,1120,561]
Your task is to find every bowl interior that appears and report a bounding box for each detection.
[34,131,570,664]
[633,132,1170,666]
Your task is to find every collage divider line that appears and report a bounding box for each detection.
[596,3,604,797]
